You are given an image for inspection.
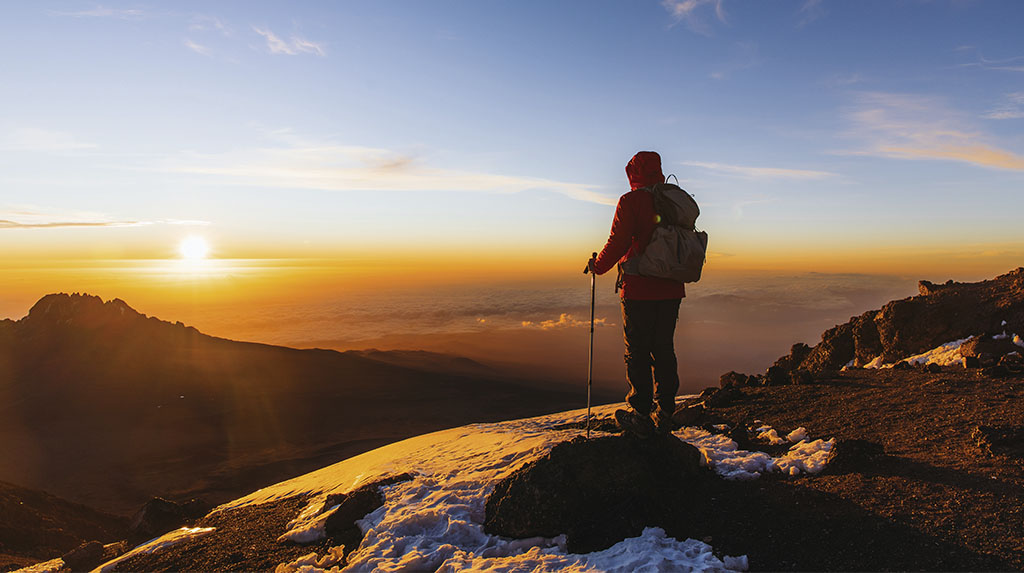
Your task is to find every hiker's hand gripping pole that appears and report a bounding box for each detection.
[583,252,597,439]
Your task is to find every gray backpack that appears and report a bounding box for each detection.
[619,182,708,285]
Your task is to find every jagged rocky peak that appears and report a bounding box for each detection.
[804,267,1024,371]
[25,293,143,327]
[722,268,1024,387]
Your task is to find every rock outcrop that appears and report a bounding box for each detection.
[484,435,703,554]
[769,268,1024,376]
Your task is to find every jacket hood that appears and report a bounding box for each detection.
[626,151,665,190]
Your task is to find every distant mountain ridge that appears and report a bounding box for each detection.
[0,293,599,517]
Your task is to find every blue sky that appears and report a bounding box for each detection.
[1,1,1023,274]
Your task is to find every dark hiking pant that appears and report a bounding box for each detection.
[621,298,681,418]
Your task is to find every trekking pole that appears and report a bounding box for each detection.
[583,252,597,439]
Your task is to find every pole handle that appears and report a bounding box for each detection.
[583,252,597,274]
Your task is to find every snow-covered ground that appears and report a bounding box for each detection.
[107,400,826,573]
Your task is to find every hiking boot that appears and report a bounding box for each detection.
[651,411,676,435]
[615,408,656,438]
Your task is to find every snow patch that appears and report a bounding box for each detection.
[438,527,747,572]
[278,503,341,544]
[276,546,346,573]
[786,427,808,443]
[94,527,216,573]
[864,355,885,369]
[774,438,836,476]
[755,426,787,446]
[14,558,64,573]
[864,336,973,369]
[677,424,833,480]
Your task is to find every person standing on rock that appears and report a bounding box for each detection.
[588,151,685,437]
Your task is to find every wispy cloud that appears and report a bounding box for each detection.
[0,219,143,229]
[682,161,836,180]
[189,14,230,36]
[842,92,1024,171]
[824,72,865,88]
[0,208,210,230]
[984,92,1024,120]
[252,26,325,57]
[958,54,1024,73]
[662,0,726,34]
[183,38,212,57]
[0,128,96,153]
[796,0,826,27]
[163,136,613,205]
[49,5,145,19]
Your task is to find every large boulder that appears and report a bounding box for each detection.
[484,435,703,554]
[322,473,412,553]
[128,498,188,543]
[61,540,105,571]
[959,335,1021,359]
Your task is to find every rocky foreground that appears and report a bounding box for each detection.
[26,362,1019,572]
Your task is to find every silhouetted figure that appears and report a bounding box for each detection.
[589,151,684,436]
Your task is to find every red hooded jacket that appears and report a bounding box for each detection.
[593,151,686,300]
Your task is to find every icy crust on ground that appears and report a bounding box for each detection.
[14,558,65,573]
[278,499,338,544]
[680,426,834,481]
[859,330,1024,370]
[435,527,748,573]
[93,527,216,573]
[214,402,832,572]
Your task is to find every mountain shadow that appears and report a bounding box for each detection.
[0,293,612,516]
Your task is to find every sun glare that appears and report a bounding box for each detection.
[179,236,210,261]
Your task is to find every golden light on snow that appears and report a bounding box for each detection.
[179,236,210,261]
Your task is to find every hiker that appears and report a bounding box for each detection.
[588,151,684,436]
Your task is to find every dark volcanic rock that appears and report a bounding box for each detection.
[703,387,744,408]
[321,474,413,554]
[128,498,188,543]
[484,435,703,553]
[672,403,705,427]
[774,268,1024,373]
[822,439,886,475]
[772,343,812,372]
[719,371,748,389]
[960,335,1021,359]
[999,353,1023,373]
[799,322,856,373]
[61,540,105,571]
[789,369,815,385]
[981,365,1010,378]
[765,366,789,386]
[972,425,1024,458]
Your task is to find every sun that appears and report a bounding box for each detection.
[179,236,210,261]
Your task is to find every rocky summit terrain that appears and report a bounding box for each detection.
[56,363,1024,572]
